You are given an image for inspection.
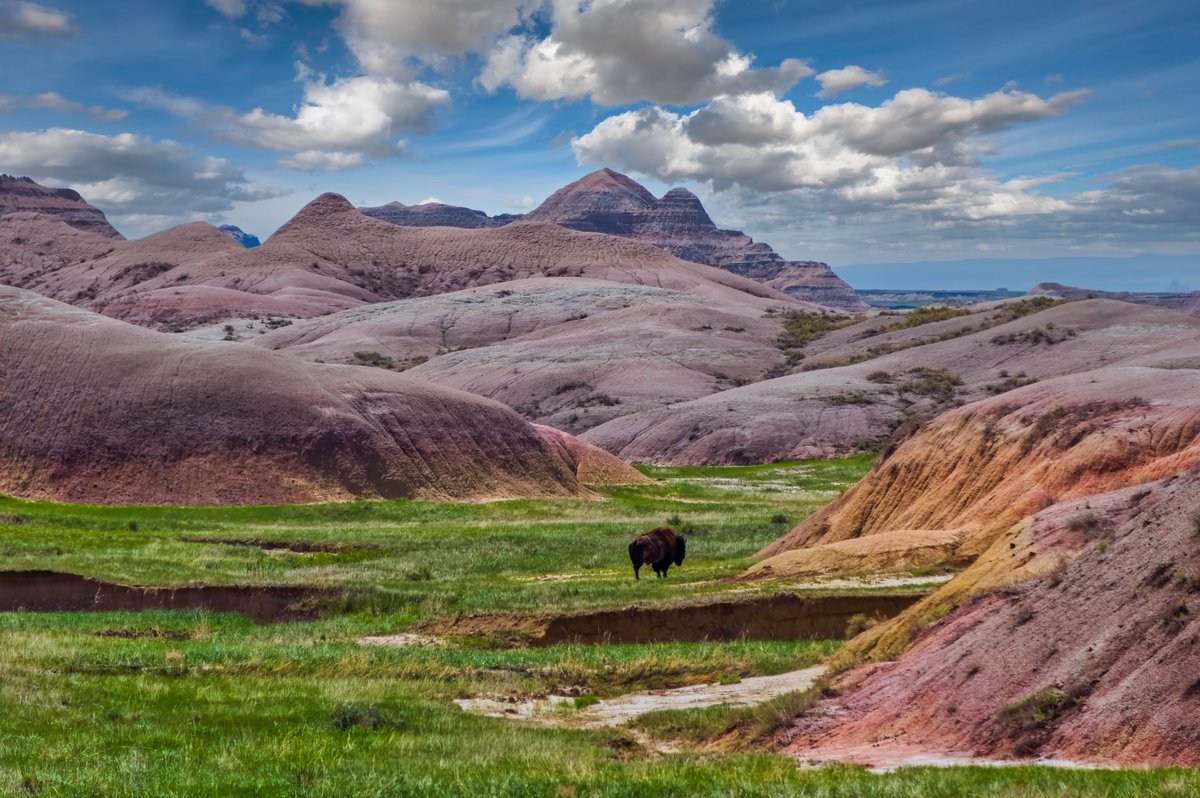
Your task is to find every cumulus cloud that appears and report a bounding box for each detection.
[480,0,812,105]
[572,87,1132,245]
[0,1,72,39]
[572,84,1200,254]
[815,65,886,97]
[217,74,448,162]
[128,72,449,170]
[0,92,126,121]
[0,128,283,217]
[331,0,530,77]
[575,88,1089,190]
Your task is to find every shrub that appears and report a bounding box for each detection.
[999,689,1062,732]
[865,370,893,383]
[898,367,961,401]
[666,514,683,526]
[770,513,790,525]
[329,704,404,731]
[882,305,972,330]
[776,310,859,348]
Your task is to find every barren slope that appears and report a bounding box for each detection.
[0,286,645,504]
[784,467,1200,767]
[583,299,1200,464]
[254,277,795,433]
[2,192,800,331]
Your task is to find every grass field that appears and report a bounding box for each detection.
[0,454,1194,796]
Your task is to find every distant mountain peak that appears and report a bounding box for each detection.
[219,224,261,248]
[359,168,865,310]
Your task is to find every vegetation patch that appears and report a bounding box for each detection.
[999,689,1062,733]
[776,310,861,348]
[350,350,430,371]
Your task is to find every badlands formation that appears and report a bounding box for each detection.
[0,285,644,504]
[364,168,864,310]
[2,170,1200,769]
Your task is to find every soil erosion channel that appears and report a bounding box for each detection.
[0,570,336,623]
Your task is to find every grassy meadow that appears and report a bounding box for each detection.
[0,454,1194,796]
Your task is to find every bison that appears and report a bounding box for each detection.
[628,526,686,580]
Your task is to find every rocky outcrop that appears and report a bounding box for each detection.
[0,174,122,239]
[360,200,520,229]
[218,224,260,248]
[0,286,647,505]
[1,191,800,331]
[361,168,865,310]
[525,170,865,310]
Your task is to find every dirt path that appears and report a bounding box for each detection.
[455,665,826,728]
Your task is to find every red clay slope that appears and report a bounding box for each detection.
[0,286,646,504]
[785,467,1200,767]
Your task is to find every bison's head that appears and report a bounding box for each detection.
[674,535,686,566]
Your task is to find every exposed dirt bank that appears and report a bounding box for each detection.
[418,592,926,646]
[0,570,337,623]
[179,536,369,554]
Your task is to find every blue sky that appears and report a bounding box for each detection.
[0,0,1196,288]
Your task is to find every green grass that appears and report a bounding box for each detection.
[0,454,879,624]
[0,456,1188,795]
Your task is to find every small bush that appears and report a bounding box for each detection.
[844,613,876,638]
[776,310,859,348]
[573,694,600,710]
[865,370,893,384]
[552,381,589,395]
[770,513,790,525]
[1066,513,1100,533]
[999,689,1061,732]
[126,520,139,532]
[404,566,433,582]
[898,367,961,401]
[329,704,404,731]
[882,305,972,330]
[666,514,683,527]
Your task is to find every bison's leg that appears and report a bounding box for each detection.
[629,540,644,580]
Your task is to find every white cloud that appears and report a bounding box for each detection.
[276,150,366,170]
[572,87,1103,237]
[332,0,530,78]
[815,65,886,97]
[508,194,536,209]
[0,1,73,39]
[205,0,247,18]
[128,73,449,169]
[0,128,283,217]
[480,0,812,105]
[0,91,126,121]
[218,74,448,158]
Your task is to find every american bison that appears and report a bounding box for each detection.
[628,526,686,580]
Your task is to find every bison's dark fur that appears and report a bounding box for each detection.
[628,526,686,580]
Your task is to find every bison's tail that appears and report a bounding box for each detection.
[629,539,643,579]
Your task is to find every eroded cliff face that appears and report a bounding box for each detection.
[0,286,647,505]
[756,367,1200,568]
[0,175,122,239]
[785,468,1200,767]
